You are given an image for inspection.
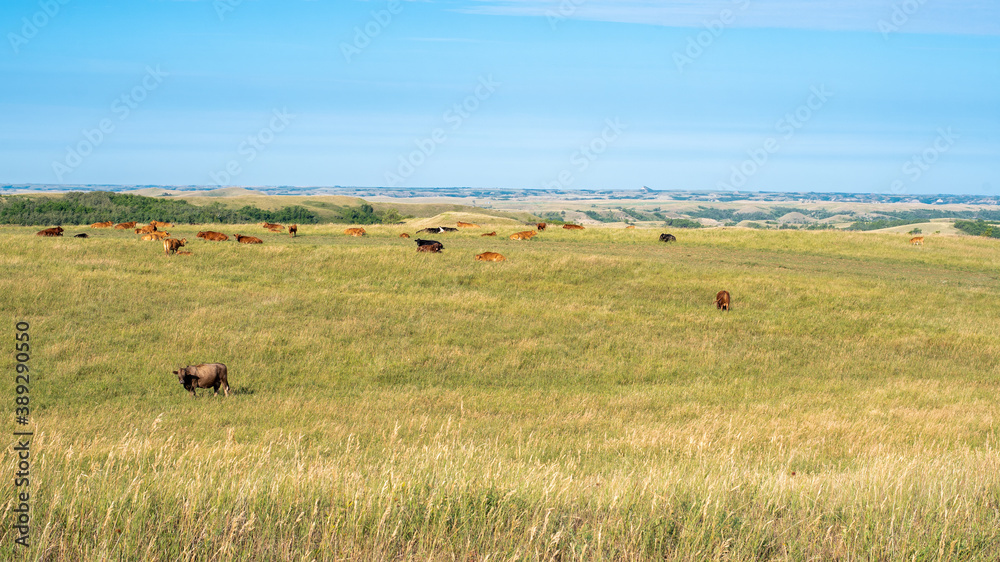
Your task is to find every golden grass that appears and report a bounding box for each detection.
[1,225,999,560]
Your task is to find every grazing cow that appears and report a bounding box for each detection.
[197,231,229,242]
[563,224,585,230]
[475,252,505,262]
[74,233,88,238]
[135,225,157,234]
[457,221,479,228]
[288,224,298,237]
[537,223,547,231]
[36,227,64,237]
[625,225,636,229]
[399,233,410,238]
[90,221,113,228]
[150,221,173,228]
[510,230,537,240]
[234,234,263,244]
[659,233,677,243]
[714,290,731,311]
[163,238,187,255]
[114,222,137,230]
[344,227,367,237]
[173,363,230,397]
[910,236,924,245]
[481,231,497,237]
[417,226,458,234]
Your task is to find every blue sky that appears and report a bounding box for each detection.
[1,0,997,194]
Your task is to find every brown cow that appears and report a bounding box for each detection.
[288,224,297,237]
[143,232,170,241]
[457,221,479,228]
[90,221,113,228]
[475,252,505,262]
[399,233,410,238]
[625,225,636,229]
[176,251,193,256]
[481,231,497,237]
[563,224,585,230]
[417,243,443,253]
[266,226,285,232]
[135,225,157,234]
[910,236,924,245]
[510,231,537,240]
[537,223,547,231]
[234,234,263,244]
[36,227,64,237]
[173,363,229,397]
[344,227,367,237]
[262,222,281,230]
[714,290,731,311]
[163,238,187,256]
[114,222,137,230]
[197,231,229,242]
[150,221,173,228]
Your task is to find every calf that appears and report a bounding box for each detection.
[399,233,410,238]
[74,233,88,238]
[510,231,537,240]
[344,227,367,237]
[481,231,497,237]
[910,236,924,245]
[234,234,263,244]
[659,233,677,243]
[714,290,731,311]
[36,227,64,237]
[288,224,298,237]
[475,252,505,262]
[537,223,546,231]
[163,238,187,255]
[173,363,230,397]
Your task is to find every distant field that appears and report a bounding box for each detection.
[2,223,999,560]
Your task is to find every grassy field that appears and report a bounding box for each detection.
[2,222,999,560]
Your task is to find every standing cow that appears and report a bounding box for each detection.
[173,363,230,397]
[163,238,187,255]
[714,290,731,311]
[288,224,298,237]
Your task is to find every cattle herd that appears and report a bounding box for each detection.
[36,218,950,397]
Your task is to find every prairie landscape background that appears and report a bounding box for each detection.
[2,214,999,560]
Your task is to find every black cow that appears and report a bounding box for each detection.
[417,226,458,233]
[659,233,677,243]
[414,239,444,249]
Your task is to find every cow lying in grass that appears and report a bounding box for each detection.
[415,239,443,253]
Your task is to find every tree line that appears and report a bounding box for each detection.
[0,192,406,226]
